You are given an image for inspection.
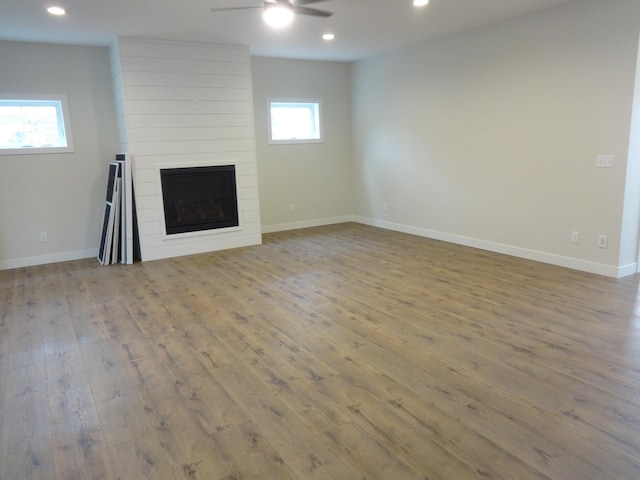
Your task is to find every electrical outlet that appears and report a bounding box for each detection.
[39,232,48,242]
[596,155,614,168]
[289,203,296,213]
[571,231,580,244]
[383,202,389,212]
[598,235,608,248]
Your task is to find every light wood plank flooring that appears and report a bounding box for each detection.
[2,222,640,479]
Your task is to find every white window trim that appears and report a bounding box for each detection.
[0,93,74,156]
[267,97,323,145]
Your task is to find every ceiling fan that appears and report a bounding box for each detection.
[210,0,334,20]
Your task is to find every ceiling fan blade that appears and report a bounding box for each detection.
[292,0,329,5]
[210,6,262,13]
[269,0,329,7]
[211,1,332,18]
[292,5,333,17]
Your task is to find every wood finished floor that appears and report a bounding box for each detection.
[2,222,640,480]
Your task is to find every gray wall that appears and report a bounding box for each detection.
[351,0,640,276]
[3,0,640,277]
[251,57,353,231]
[0,41,118,269]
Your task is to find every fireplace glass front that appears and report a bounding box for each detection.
[160,165,239,235]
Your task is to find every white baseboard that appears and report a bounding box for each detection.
[353,216,634,278]
[0,248,99,271]
[3,218,635,278]
[617,263,638,278]
[261,215,355,234]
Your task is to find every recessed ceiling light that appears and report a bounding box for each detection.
[263,4,294,28]
[47,6,66,15]
[322,33,335,41]
[413,0,429,6]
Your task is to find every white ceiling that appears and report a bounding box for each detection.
[2,0,578,61]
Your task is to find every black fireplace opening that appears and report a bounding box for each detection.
[160,165,239,235]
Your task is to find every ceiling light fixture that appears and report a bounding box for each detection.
[322,33,335,41]
[263,3,294,28]
[47,6,66,15]
[413,0,429,6]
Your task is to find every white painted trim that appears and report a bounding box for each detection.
[353,216,630,278]
[0,93,74,156]
[3,217,634,279]
[0,248,98,271]
[618,263,638,278]
[261,215,354,234]
[141,232,262,262]
[266,98,323,145]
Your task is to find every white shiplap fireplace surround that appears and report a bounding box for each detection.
[109,37,261,261]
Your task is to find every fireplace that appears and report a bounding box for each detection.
[160,165,239,235]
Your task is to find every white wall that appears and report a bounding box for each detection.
[620,30,640,270]
[3,1,640,276]
[351,0,640,277]
[111,38,262,261]
[0,41,118,269]
[251,57,353,232]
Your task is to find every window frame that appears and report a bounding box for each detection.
[267,98,323,145]
[0,93,74,156]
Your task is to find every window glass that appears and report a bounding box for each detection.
[0,95,74,155]
[268,99,322,144]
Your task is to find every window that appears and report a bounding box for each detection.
[268,98,323,144]
[0,94,74,155]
